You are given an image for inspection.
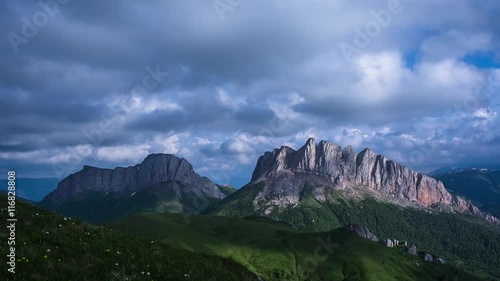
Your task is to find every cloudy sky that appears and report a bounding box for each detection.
[1,0,500,187]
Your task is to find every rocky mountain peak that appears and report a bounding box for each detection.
[251,139,499,223]
[43,154,225,203]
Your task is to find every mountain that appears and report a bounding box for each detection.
[0,177,58,202]
[235,138,497,223]
[431,168,500,217]
[39,154,226,223]
[207,138,500,278]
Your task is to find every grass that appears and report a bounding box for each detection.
[217,184,238,196]
[38,180,218,224]
[0,194,257,281]
[206,181,500,279]
[108,212,486,281]
[0,192,488,281]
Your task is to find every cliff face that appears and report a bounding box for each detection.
[252,138,497,223]
[43,154,225,203]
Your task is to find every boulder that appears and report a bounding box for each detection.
[407,244,417,256]
[383,239,394,247]
[345,224,379,242]
[424,254,433,262]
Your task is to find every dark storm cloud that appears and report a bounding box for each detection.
[235,105,276,125]
[126,110,191,132]
[0,99,107,125]
[1,0,499,184]
[126,95,277,134]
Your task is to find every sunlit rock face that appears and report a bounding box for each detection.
[251,138,499,224]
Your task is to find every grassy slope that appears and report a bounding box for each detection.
[38,180,222,224]
[108,212,484,281]
[207,182,500,280]
[39,188,181,224]
[204,181,265,217]
[0,194,257,281]
[217,184,238,196]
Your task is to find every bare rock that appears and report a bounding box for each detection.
[42,154,225,204]
[383,239,395,247]
[407,244,418,256]
[250,138,498,223]
[424,254,433,262]
[345,224,379,242]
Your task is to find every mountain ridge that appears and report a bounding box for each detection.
[39,154,226,222]
[250,138,499,223]
[42,153,224,202]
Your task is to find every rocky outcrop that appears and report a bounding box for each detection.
[345,224,379,242]
[251,138,499,223]
[383,239,396,247]
[42,154,225,203]
[407,244,418,256]
[382,238,405,248]
[384,239,394,247]
[424,254,434,262]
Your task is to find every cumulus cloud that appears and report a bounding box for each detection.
[96,144,151,163]
[1,0,499,186]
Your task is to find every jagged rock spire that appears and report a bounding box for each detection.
[251,139,498,223]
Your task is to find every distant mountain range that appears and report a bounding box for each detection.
[430,168,500,217]
[0,177,58,201]
[39,139,500,224]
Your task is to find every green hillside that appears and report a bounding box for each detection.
[38,180,220,224]
[0,192,492,281]
[217,184,238,196]
[0,194,257,281]
[108,212,486,281]
[206,181,500,280]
